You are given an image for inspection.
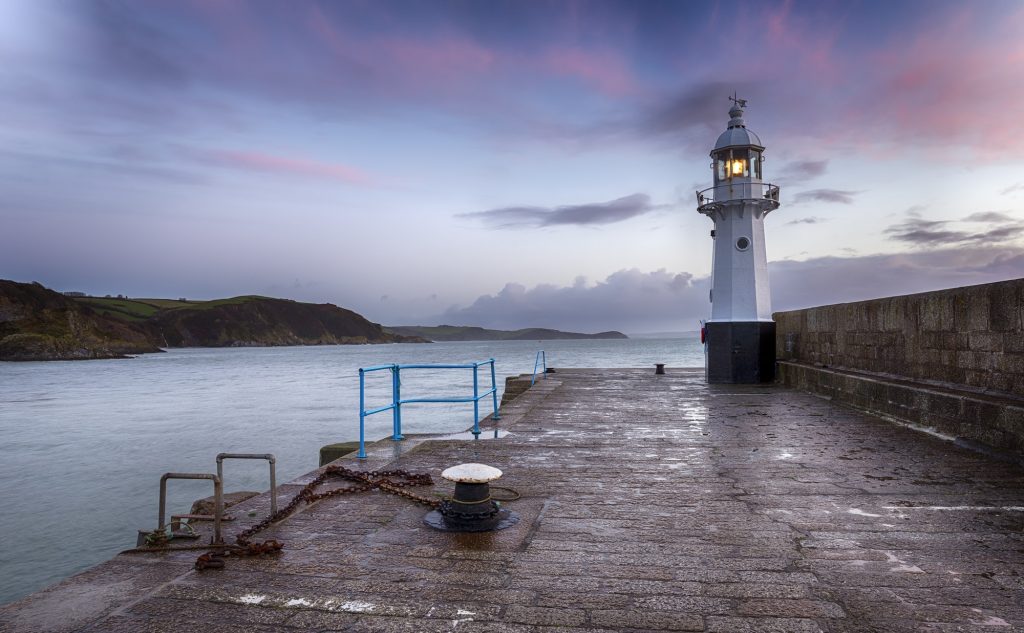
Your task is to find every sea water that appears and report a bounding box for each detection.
[0,338,703,605]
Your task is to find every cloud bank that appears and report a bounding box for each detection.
[884,214,1024,247]
[440,246,1024,333]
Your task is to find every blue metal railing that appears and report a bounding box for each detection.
[357,359,501,458]
[531,350,547,386]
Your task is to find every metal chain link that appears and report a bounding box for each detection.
[192,465,439,570]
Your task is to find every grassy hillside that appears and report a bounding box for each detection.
[1,283,427,361]
[149,297,421,347]
[76,295,262,320]
[387,324,628,342]
[0,282,162,360]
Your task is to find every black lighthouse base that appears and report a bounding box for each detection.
[706,321,776,384]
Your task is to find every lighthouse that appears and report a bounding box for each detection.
[697,96,780,383]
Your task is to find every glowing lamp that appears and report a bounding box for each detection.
[731,159,746,175]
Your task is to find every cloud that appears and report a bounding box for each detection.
[642,83,740,138]
[791,189,859,205]
[884,216,1024,246]
[197,149,374,186]
[964,211,1015,223]
[850,8,1024,155]
[883,218,968,245]
[440,269,708,332]
[1002,183,1024,195]
[459,193,661,229]
[776,160,828,185]
[771,246,1024,311]
[437,246,1024,332]
[786,217,825,225]
[540,46,638,96]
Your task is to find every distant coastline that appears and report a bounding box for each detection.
[385,324,628,342]
[0,280,627,361]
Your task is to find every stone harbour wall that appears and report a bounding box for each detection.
[774,278,1024,457]
[775,278,1024,397]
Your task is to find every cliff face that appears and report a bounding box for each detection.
[0,281,161,361]
[151,298,421,347]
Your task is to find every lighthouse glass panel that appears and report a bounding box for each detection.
[750,151,762,178]
[729,152,748,178]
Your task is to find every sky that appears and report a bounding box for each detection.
[2,0,1024,334]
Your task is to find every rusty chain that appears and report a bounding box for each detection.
[191,465,439,570]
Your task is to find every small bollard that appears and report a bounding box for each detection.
[655,363,666,375]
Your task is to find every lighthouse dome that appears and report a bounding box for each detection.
[714,126,763,151]
[713,102,764,151]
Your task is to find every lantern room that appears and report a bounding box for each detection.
[711,98,765,185]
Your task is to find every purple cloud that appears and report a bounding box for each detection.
[791,189,859,205]
[460,194,662,229]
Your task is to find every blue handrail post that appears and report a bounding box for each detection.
[472,363,481,437]
[489,358,501,420]
[357,369,367,458]
[531,350,547,386]
[391,365,404,441]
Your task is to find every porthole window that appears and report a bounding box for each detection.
[736,236,751,251]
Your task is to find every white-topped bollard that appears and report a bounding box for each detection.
[424,462,519,532]
[441,463,502,484]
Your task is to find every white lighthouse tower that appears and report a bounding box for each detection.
[697,96,780,383]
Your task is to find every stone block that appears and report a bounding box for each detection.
[968,331,1003,353]
[1004,332,1024,354]
[880,299,907,331]
[999,405,1024,438]
[956,351,993,371]
[988,281,1021,331]
[923,392,962,421]
[937,332,958,350]
[319,441,362,466]
[918,294,954,331]
[967,292,990,331]
[963,369,993,390]
[955,331,970,351]
[994,353,1024,375]
[988,371,1016,395]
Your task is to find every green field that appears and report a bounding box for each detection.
[74,295,268,322]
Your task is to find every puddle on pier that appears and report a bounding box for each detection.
[436,429,512,441]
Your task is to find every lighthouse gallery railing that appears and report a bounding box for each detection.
[356,359,501,458]
[696,182,780,210]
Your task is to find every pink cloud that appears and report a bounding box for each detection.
[306,5,494,91]
[203,149,374,186]
[381,35,495,77]
[304,4,641,100]
[848,6,1024,155]
[541,47,638,96]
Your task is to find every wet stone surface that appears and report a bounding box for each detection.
[3,368,1024,632]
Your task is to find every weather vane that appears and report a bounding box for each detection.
[729,92,747,108]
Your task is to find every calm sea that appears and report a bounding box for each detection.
[0,338,703,606]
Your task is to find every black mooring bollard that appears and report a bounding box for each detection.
[424,463,519,532]
[655,363,666,375]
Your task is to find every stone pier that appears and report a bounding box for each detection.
[3,369,1024,632]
